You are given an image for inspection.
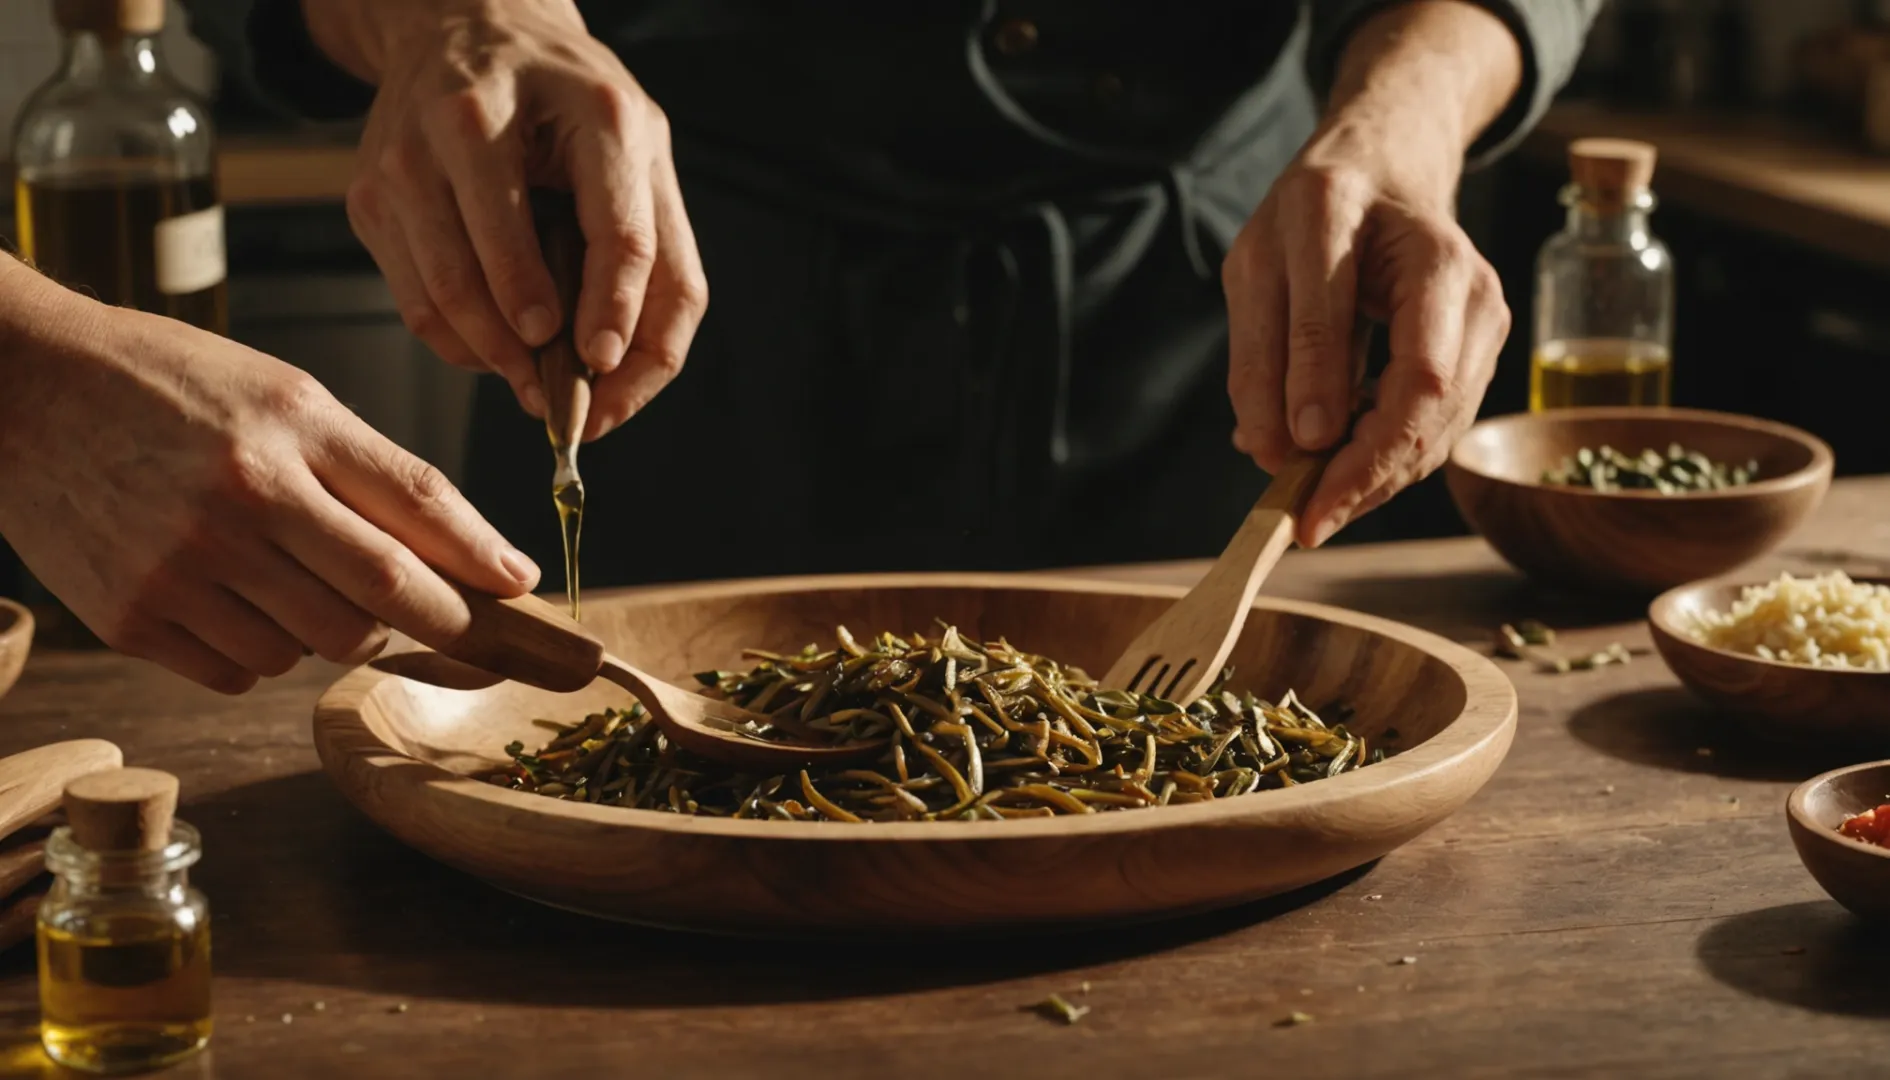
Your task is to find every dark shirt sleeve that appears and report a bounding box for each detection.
[179,0,375,124]
[1306,0,1602,167]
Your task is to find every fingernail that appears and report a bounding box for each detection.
[500,547,540,587]
[588,331,625,372]
[1294,403,1333,448]
[518,305,558,345]
[524,383,548,416]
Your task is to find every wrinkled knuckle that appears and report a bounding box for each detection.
[356,553,412,611]
[674,271,710,317]
[426,89,496,142]
[317,620,390,665]
[601,221,658,273]
[400,458,457,514]
[1287,318,1341,363]
[1285,165,1364,211]
[418,260,474,309]
[588,82,644,133]
[647,346,687,380]
[1404,358,1455,403]
[400,304,444,342]
[254,641,302,678]
[375,141,432,194]
[267,370,332,424]
[344,177,386,231]
[214,441,279,509]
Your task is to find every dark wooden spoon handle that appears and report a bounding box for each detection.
[530,189,592,449]
[435,584,606,693]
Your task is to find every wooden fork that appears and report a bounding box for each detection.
[1099,320,1374,705]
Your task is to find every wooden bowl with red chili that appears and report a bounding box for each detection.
[1788,760,1890,921]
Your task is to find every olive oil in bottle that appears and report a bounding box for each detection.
[1531,139,1673,411]
[1530,338,1673,410]
[38,768,213,1075]
[11,0,226,336]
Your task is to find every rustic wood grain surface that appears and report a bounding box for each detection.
[0,478,1887,1079]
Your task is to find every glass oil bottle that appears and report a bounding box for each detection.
[11,0,227,335]
[1530,138,1674,410]
[37,768,211,1075]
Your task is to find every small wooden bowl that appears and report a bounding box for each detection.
[1446,407,1832,594]
[314,573,1518,937]
[1648,577,1890,747]
[1789,761,1890,921]
[0,600,32,702]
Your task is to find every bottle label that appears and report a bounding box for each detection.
[153,205,226,296]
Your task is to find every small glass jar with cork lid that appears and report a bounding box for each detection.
[36,768,212,1074]
[1530,137,1675,411]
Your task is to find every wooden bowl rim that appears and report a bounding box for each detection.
[1448,406,1834,502]
[1788,759,1890,862]
[1648,576,1890,680]
[314,572,1518,843]
[0,599,29,643]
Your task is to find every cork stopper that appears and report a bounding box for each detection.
[54,0,165,37]
[63,768,179,853]
[1568,139,1658,205]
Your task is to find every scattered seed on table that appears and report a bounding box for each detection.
[1029,994,1090,1025]
[1299,988,1314,996]
[281,1014,293,1025]
[312,1001,326,1012]
[1079,981,1091,994]
[244,1015,255,1024]
[1276,1011,1315,1027]
[1365,894,1384,902]
[1394,956,1418,966]
[1726,796,1741,805]
[390,1003,409,1015]
[1600,785,1615,795]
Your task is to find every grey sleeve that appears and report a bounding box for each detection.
[178,0,374,125]
[1306,0,1602,167]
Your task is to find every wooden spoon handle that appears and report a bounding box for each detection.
[436,584,606,693]
[0,739,123,841]
[530,189,592,449]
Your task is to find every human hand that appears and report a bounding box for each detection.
[0,271,540,694]
[329,0,707,439]
[1223,1,1520,548]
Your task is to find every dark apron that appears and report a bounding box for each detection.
[462,2,1322,586]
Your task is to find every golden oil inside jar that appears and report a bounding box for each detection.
[1529,338,1672,411]
[38,910,212,1074]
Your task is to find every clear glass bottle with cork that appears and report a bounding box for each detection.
[37,767,212,1074]
[11,0,227,335]
[1530,137,1674,411]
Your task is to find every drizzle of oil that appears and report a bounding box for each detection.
[553,477,584,622]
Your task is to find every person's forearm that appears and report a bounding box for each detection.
[1323,2,1524,191]
[300,0,580,84]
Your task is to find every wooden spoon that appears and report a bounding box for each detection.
[372,589,889,773]
[0,739,124,839]
[1100,320,1374,705]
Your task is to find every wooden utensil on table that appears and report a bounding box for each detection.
[0,739,124,951]
[1101,322,1373,705]
[371,589,890,772]
[532,189,592,619]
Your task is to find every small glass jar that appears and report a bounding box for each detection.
[37,823,212,1075]
[1530,138,1675,411]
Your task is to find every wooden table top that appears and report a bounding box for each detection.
[2,478,1888,1078]
[1525,102,1890,270]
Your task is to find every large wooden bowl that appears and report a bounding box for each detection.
[1788,761,1890,922]
[0,599,32,702]
[314,574,1517,937]
[1446,407,1832,594]
[1649,577,1890,748]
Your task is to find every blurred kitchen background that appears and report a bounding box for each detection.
[5,0,1890,575]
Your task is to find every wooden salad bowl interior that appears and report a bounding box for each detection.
[1649,577,1890,748]
[314,573,1517,938]
[1446,407,1832,595]
[1789,761,1890,922]
[0,599,32,703]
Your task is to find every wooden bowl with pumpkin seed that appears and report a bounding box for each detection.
[1445,407,1832,595]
